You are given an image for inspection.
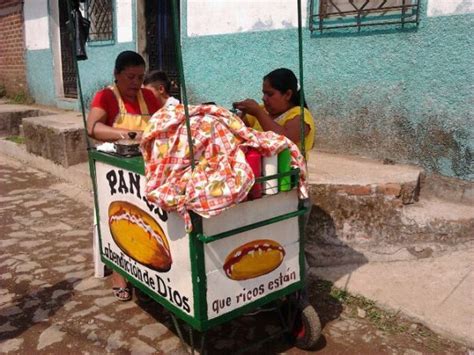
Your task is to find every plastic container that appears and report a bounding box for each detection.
[278,148,291,192]
[263,155,278,195]
[245,148,263,199]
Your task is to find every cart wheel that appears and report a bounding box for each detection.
[293,304,321,350]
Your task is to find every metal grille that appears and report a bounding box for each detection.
[310,0,420,33]
[86,0,113,41]
[146,0,180,98]
[59,0,78,98]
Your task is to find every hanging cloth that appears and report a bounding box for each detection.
[111,85,151,131]
[141,104,308,231]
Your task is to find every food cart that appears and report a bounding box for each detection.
[70,0,320,352]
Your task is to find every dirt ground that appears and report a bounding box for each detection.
[0,155,470,354]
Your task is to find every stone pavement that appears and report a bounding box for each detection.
[0,154,469,354]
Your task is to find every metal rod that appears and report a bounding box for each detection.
[321,3,418,17]
[402,0,407,29]
[200,333,206,354]
[170,313,189,353]
[189,327,195,355]
[297,0,306,159]
[314,20,419,32]
[171,0,195,171]
[197,207,307,243]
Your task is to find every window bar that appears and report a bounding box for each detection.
[319,0,328,33]
[348,0,362,31]
[378,0,389,13]
[312,0,420,33]
[360,0,370,14]
[415,0,421,25]
[402,0,407,28]
[323,4,418,18]
[322,19,419,30]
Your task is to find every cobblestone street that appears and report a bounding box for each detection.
[0,154,468,354]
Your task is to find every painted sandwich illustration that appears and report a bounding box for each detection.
[108,201,172,272]
[223,239,285,280]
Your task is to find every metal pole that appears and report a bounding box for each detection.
[171,0,195,171]
[297,0,306,159]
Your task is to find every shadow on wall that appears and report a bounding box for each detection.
[305,205,369,270]
[313,90,473,180]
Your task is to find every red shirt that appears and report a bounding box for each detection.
[91,87,161,126]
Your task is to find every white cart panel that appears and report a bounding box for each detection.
[95,162,194,316]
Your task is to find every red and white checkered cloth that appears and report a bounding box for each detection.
[141,104,308,231]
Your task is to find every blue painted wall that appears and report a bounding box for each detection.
[25,49,57,107]
[25,0,137,112]
[181,1,473,180]
[77,43,137,108]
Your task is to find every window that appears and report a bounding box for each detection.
[310,0,420,33]
[86,0,113,41]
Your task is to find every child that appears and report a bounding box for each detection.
[143,70,180,108]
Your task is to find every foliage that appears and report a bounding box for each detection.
[5,135,25,144]
[10,91,34,105]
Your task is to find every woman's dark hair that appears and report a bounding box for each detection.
[143,70,172,94]
[114,50,145,74]
[263,68,307,108]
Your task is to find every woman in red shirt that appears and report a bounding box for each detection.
[87,50,161,141]
[87,51,161,301]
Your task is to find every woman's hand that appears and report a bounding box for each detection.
[232,99,262,117]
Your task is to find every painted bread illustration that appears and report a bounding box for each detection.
[223,239,286,280]
[108,201,172,272]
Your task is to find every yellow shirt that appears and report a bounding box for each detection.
[245,106,315,155]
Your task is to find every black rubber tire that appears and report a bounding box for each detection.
[294,304,321,350]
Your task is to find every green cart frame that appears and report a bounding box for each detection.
[68,0,320,352]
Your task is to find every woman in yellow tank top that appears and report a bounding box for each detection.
[233,68,315,157]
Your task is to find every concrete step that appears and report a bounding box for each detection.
[305,151,474,266]
[22,112,89,167]
[0,103,57,135]
[422,172,474,205]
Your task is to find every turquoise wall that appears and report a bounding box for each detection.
[25,50,56,107]
[181,2,473,180]
[77,43,137,108]
[26,43,136,110]
[25,0,137,112]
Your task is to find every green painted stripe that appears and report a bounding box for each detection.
[298,200,306,284]
[89,150,145,175]
[188,213,208,323]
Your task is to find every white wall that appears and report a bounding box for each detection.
[24,0,50,50]
[428,0,474,17]
[116,0,133,42]
[187,0,307,37]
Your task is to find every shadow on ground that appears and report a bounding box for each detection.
[132,204,367,354]
[0,280,75,341]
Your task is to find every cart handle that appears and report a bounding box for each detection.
[254,168,300,184]
[196,207,308,243]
